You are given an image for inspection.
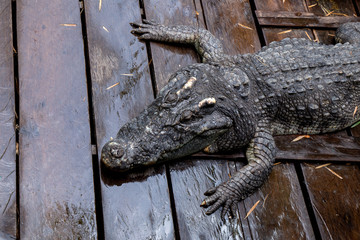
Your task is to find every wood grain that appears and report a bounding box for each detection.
[251,0,316,238]
[256,10,360,28]
[301,1,360,239]
[17,1,97,238]
[84,0,174,239]
[143,0,201,92]
[242,163,315,239]
[0,1,16,238]
[302,163,360,239]
[142,0,253,237]
[170,159,247,239]
[201,0,261,54]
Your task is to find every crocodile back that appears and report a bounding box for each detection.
[247,38,360,135]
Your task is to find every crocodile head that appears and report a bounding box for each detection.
[101,65,241,172]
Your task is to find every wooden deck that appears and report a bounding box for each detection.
[1,0,360,239]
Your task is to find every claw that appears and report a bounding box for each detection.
[201,193,219,208]
[201,182,241,220]
[205,198,224,215]
[204,186,217,196]
[230,202,238,218]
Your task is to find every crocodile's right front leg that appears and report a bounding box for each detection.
[130,20,225,63]
[200,122,276,220]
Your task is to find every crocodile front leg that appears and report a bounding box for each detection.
[200,122,276,220]
[130,20,225,62]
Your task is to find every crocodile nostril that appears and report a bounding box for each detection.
[110,145,124,158]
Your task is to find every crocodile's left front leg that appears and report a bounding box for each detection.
[200,122,276,220]
[130,20,225,63]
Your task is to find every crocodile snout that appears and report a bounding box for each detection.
[101,140,132,171]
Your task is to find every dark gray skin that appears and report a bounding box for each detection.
[101,21,360,220]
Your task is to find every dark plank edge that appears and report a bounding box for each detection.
[78,2,105,239]
[0,0,16,239]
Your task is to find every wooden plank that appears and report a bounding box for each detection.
[144,0,201,91]
[275,133,360,162]
[170,159,247,239]
[256,10,360,28]
[306,0,357,44]
[306,0,357,17]
[301,2,360,239]
[17,1,97,238]
[242,163,315,239]
[0,1,16,239]
[250,0,315,238]
[194,132,360,163]
[254,0,308,12]
[201,0,261,54]
[355,1,360,15]
[302,163,360,239]
[84,0,174,239]
[142,0,225,237]
[142,0,253,237]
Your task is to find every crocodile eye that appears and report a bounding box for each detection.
[164,91,178,104]
[180,110,194,123]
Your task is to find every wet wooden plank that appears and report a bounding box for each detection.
[0,1,16,239]
[300,2,360,239]
[17,1,97,238]
[256,10,360,28]
[170,159,247,239]
[275,132,360,163]
[142,0,252,238]
[194,132,360,163]
[242,163,315,239]
[199,0,263,237]
[84,0,174,239]
[254,0,307,12]
[302,163,360,239]
[306,0,358,44]
[306,0,357,17]
[248,1,315,238]
[201,0,261,54]
[143,0,201,91]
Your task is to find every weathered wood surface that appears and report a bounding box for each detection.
[242,1,315,239]
[256,10,360,28]
[5,0,360,239]
[0,1,16,239]
[84,0,174,239]
[201,0,261,54]
[17,1,97,238]
[302,163,360,240]
[195,131,360,163]
[301,1,360,239]
[142,0,238,237]
[143,0,201,92]
[142,0,260,238]
[242,163,315,239]
[275,133,360,162]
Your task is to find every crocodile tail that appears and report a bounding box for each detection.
[336,22,360,44]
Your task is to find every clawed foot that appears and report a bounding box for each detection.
[130,19,161,40]
[200,182,240,220]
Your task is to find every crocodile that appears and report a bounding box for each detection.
[101,21,360,219]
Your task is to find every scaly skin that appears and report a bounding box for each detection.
[101,20,360,220]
